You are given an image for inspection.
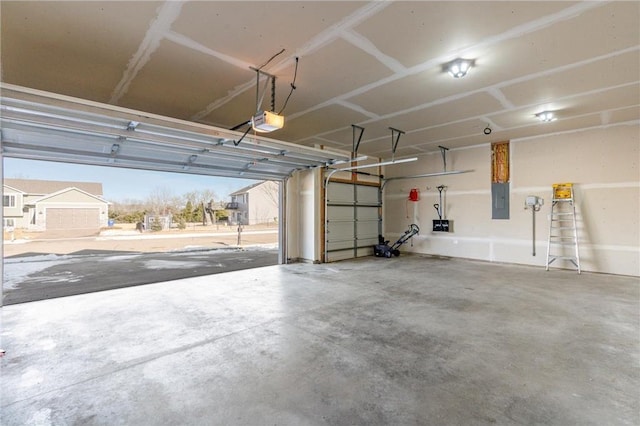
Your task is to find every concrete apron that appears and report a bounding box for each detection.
[1,255,638,425]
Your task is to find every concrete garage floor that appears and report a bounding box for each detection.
[1,255,638,425]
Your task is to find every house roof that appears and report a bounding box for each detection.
[31,186,108,204]
[229,181,267,196]
[2,184,25,194]
[4,178,103,196]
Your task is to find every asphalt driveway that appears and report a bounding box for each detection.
[3,247,278,305]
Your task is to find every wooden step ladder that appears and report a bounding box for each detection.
[546,183,581,274]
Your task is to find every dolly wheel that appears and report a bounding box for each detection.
[393,250,400,257]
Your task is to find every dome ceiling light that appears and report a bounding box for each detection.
[443,58,475,78]
[536,111,557,122]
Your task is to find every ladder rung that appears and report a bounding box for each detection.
[548,255,578,260]
[550,213,574,216]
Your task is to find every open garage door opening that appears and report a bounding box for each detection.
[2,158,281,305]
[0,85,350,305]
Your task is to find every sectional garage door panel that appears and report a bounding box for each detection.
[46,208,100,229]
[326,181,381,262]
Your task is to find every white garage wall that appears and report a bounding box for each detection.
[383,122,639,276]
[286,168,322,263]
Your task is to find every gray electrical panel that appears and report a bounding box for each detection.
[492,182,510,219]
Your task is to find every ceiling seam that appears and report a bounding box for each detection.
[164,31,254,71]
[189,1,391,122]
[333,100,379,119]
[486,88,515,110]
[509,119,640,143]
[108,1,186,105]
[481,117,503,131]
[408,112,640,153]
[339,29,406,74]
[494,45,640,90]
[390,82,640,145]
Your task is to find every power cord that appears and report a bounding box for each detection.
[278,56,299,115]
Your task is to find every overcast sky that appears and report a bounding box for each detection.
[3,158,258,203]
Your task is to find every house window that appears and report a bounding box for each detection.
[3,195,16,207]
[3,218,15,227]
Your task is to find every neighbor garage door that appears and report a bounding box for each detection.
[46,208,100,229]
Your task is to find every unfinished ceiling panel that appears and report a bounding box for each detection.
[172,1,366,63]
[347,2,639,121]
[609,106,640,125]
[298,137,348,151]
[346,68,469,117]
[0,1,161,102]
[118,39,254,120]
[198,38,394,129]
[384,92,504,130]
[481,2,640,86]
[408,119,489,149]
[286,39,394,112]
[500,49,640,107]
[275,105,369,142]
[354,1,573,68]
[199,87,260,130]
[490,84,640,129]
[362,139,427,159]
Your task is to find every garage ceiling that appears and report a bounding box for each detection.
[1,1,638,163]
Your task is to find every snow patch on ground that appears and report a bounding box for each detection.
[142,259,211,270]
[101,254,143,262]
[3,239,29,245]
[4,253,75,264]
[245,243,278,250]
[3,255,85,290]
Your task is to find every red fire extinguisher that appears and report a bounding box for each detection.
[409,188,420,201]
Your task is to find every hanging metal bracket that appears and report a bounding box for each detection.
[438,145,449,171]
[351,125,365,155]
[389,127,405,160]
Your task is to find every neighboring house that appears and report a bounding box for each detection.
[226,181,279,225]
[3,178,109,231]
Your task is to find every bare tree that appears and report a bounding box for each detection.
[182,189,219,224]
[183,189,218,206]
[145,186,181,215]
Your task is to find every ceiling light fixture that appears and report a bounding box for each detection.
[444,58,474,78]
[536,111,557,122]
